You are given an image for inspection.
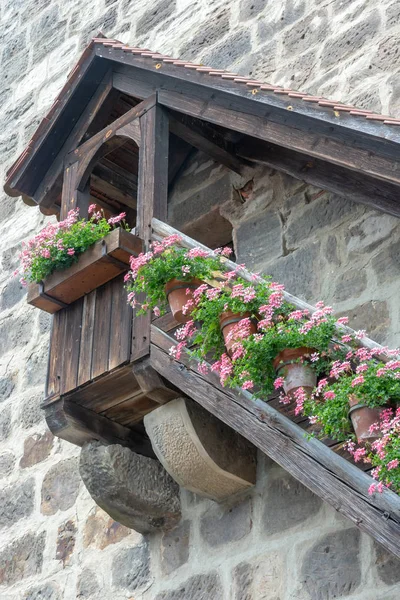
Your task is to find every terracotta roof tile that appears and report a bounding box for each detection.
[5,34,400,194]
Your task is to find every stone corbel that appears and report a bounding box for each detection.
[79,441,181,533]
[144,397,257,502]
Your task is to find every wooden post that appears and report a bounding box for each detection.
[131,101,169,361]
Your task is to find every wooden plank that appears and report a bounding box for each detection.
[100,393,159,424]
[132,357,179,404]
[109,274,133,370]
[136,102,169,241]
[67,364,141,411]
[168,114,244,174]
[69,96,155,163]
[45,310,66,399]
[60,162,79,220]
[131,101,169,362]
[44,396,155,457]
[150,326,400,558]
[60,298,84,394]
[27,228,142,313]
[92,159,138,196]
[35,70,114,208]
[91,280,113,379]
[77,290,97,386]
[151,218,390,362]
[110,57,400,146]
[237,139,400,218]
[157,89,400,187]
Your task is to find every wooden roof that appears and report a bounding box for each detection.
[4,35,400,218]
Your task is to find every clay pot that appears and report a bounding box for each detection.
[219,311,257,356]
[273,347,317,397]
[165,278,203,324]
[348,395,382,444]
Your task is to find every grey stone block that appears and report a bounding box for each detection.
[239,0,266,21]
[112,544,150,592]
[155,572,224,600]
[0,478,35,529]
[168,174,233,231]
[179,8,230,61]
[200,497,252,547]
[2,51,29,84]
[283,10,328,58]
[337,300,390,345]
[0,375,14,401]
[262,472,321,535]
[0,277,26,310]
[267,241,321,301]
[30,7,67,63]
[299,528,361,599]
[23,582,61,600]
[161,520,190,575]
[286,194,355,247]
[20,431,54,468]
[200,29,252,70]
[2,30,27,64]
[321,11,381,69]
[372,238,400,285]
[41,458,81,515]
[56,520,76,566]
[334,268,367,303]
[77,569,100,598]
[0,532,45,585]
[0,405,12,442]
[374,541,400,585]
[136,0,176,37]
[79,442,181,533]
[0,312,34,357]
[0,131,19,163]
[0,451,16,478]
[19,390,43,428]
[235,211,283,270]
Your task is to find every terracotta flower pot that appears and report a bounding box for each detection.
[219,311,257,356]
[273,347,317,397]
[165,278,203,324]
[348,395,382,444]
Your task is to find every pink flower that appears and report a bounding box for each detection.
[387,459,399,470]
[336,316,349,325]
[198,362,209,375]
[274,376,285,390]
[181,265,191,274]
[242,380,254,391]
[153,306,161,317]
[341,334,353,343]
[67,248,75,256]
[368,483,376,495]
[351,375,365,387]
[324,391,336,400]
[108,212,126,225]
[88,204,97,214]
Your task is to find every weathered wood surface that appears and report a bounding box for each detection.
[132,357,180,405]
[132,101,169,362]
[168,114,244,174]
[151,218,393,362]
[150,325,400,558]
[27,228,141,313]
[157,89,400,187]
[44,396,155,457]
[35,70,114,209]
[237,138,400,218]
[44,275,133,398]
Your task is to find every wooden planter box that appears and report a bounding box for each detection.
[27,228,142,313]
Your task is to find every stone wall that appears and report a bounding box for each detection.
[1,0,400,598]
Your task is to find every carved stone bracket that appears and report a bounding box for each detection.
[144,397,257,502]
[79,441,181,533]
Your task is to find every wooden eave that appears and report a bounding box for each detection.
[5,37,400,217]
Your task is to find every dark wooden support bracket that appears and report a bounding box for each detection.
[132,357,180,404]
[237,138,400,218]
[131,100,169,362]
[149,325,400,559]
[44,397,155,457]
[168,114,244,174]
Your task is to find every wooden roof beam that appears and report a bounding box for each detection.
[236,137,400,218]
